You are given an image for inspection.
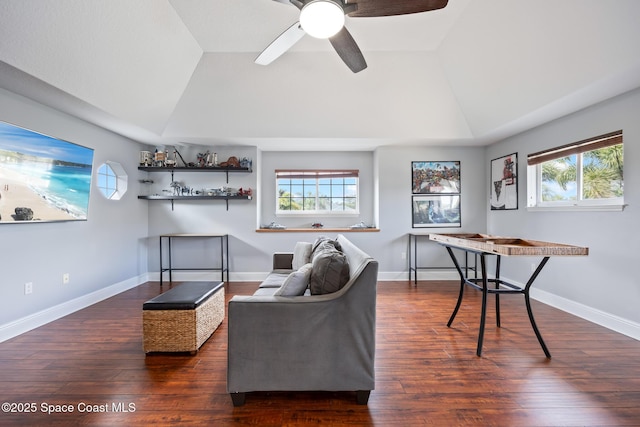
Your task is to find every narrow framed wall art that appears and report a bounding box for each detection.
[490,153,518,210]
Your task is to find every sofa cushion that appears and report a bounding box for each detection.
[292,242,313,270]
[310,251,350,295]
[258,272,291,288]
[274,263,312,296]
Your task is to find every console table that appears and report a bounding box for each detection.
[408,233,476,284]
[429,233,588,358]
[159,234,229,286]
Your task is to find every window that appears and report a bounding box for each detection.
[527,130,623,210]
[97,161,127,200]
[276,170,359,215]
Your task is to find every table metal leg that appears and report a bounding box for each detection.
[495,256,501,327]
[446,246,466,326]
[167,237,173,284]
[412,234,418,285]
[477,254,488,357]
[159,236,163,287]
[524,257,552,358]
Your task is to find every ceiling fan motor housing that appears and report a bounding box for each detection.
[299,0,346,39]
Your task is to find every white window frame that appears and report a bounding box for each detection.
[97,161,127,200]
[275,169,360,216]
[526,131,624,212]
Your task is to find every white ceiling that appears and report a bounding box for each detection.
[0,0,639,151]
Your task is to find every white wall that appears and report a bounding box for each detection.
[3,83,637,342]
[0,88,148,338]
[486,87,640,335]
[375,145,486,276]
[143,145,264,279]
[143,146,486,281]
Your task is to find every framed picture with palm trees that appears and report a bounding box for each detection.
[490,153,518,210]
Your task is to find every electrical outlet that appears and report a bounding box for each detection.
[63,273,70,284]
[401,252,406,260]
[25,282,33,295]
[531,263,536,272]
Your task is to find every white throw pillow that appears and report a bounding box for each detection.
[274,263,312,296]
[292,242,313,270]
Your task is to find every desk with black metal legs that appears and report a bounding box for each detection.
[159,233,229,286]
[429,233,588,358]
[408,233,477,284]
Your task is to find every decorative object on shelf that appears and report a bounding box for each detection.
[140,151,152,166]
[220,156,240,168]
[197,151,209,167]
[412,161,461,194]
[263,222,286,229]
[490,153,518,210]
[240,157,252,170]
[350,221,375,229]
[311,222,324,229]
[153,150,166,167]
[412,195,461,228]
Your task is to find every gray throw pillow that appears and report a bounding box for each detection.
[274,263,312,296]
[292,242,313,270]
[311,236,342,259]
[310,251,350,295]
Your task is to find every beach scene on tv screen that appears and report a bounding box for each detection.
[0,121,94,223]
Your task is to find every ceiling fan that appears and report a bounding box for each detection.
[255,0,449,73]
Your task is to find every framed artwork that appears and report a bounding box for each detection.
[412,161,460,194]
[0,121,94,223]
[412,195,461,228]
[490,153,518,210]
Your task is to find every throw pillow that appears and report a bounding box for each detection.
[292,242,313,270]
[310,251,350,295]
[274,263,313,296]
[311,236,342,260]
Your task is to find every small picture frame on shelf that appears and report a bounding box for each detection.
[412,195,461,228]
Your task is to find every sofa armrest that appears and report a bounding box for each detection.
[273,252,294,270]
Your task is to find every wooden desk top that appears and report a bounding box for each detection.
[429,233,588,256]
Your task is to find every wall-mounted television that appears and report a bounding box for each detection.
[0,121,94,223]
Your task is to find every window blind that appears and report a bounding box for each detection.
[527,130,622,166]
[275,169,359,179]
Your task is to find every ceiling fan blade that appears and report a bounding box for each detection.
[329,27,367,73]
[255,22,306,66]
[348,0,448,18]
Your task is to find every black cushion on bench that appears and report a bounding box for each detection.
[143,282,224,311]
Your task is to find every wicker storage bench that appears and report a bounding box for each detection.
[143,281,225,353]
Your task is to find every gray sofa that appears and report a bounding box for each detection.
[227,234,378,406]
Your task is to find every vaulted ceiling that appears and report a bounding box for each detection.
[1,0,639,151]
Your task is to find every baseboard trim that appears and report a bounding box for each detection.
[529,286,640,341]
[490,274,640,342]
[0,274,147,343]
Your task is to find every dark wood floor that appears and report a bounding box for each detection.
[1,280,640,426]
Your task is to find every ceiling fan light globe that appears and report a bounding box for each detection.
[300,0,345,39]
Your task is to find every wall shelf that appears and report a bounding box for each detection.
[138,165,252,210]
[138,166,251,183]
[138,195,252,211]
[256,227,379,233]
